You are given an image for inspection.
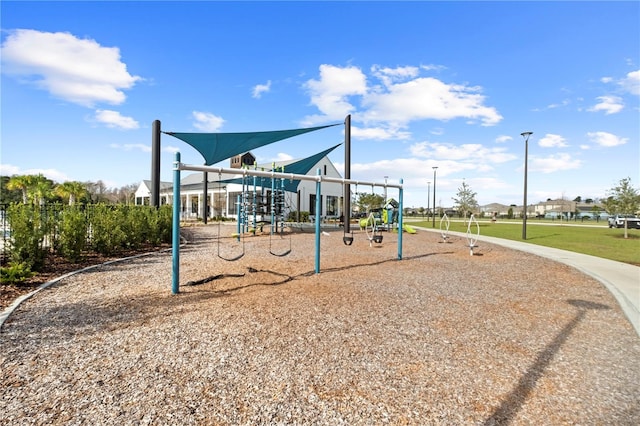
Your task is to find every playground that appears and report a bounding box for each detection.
[2,225,638,424]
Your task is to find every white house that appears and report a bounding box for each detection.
[134,152,345,222]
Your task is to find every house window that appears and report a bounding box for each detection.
[326,195,339,216]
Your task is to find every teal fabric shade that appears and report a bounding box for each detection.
[164,123,340,166]
[221,144,341,192]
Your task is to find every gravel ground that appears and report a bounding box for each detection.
[1,225,639,425]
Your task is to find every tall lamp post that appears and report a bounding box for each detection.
[432,166,438,227]
[384,176,388,202]
[427,181,431,220]
[520,131,533,240]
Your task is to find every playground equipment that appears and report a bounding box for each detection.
[466,214,480,256]
[217,193,245,261]
[269,171,292,257]
[363,212,384,246]
[171,153,404,294]
[439,213,451,243]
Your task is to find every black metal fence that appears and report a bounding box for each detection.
[0,203,172,268]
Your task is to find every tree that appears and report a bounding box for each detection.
[1,176,24,204]
[451,179,478,220]
[6,174,54,205]
[116,183,138,205]
[85,180,109,203]
[606,177,640,239]
[29,175,54,206]
[356,193,384,213]
[573,196,582,202]
[54,181,88,205]
[6,175,34,204]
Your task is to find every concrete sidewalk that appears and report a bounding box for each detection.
[416,227,640,336]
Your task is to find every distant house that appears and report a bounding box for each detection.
[134,152,344,221]
[479,203,511,218]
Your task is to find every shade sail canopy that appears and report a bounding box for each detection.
[164,123,341,166]
[220,144,341,192]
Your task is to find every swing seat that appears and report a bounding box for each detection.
[343,235,354,246]
[373,235,383,244]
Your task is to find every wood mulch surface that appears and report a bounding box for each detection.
[0,246,170,311]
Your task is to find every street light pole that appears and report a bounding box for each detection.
[521,132,533,240]
[432,166,438,228]
[427,181,431,220]
[384,176,388,203]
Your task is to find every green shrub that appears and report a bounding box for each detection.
[287,211,309,222]
[6,204,48,271]
[89,204,127,255]
[0,262,35,284]
[57,206,87,262]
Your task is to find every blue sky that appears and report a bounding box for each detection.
[1,1,638,208]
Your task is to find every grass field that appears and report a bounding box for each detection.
[407,218,640,266]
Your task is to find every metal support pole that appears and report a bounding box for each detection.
[432,167,438,228]
[236,194,241,241]
[271,163,276,234]
[521,132,532,240]
[315,169,322,274]
[171,152,181,294]
[398,179,404,260]
[202,171,208,224]
[151,120,161,208]
[344,115,351,234]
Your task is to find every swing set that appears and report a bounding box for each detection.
[343,183,396,247]
[215,167,293,261]
[170,153,405,294]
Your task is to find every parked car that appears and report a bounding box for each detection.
[608,214,640,229]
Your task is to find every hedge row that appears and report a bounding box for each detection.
[1,204,172,281]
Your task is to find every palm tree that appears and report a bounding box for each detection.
[54,181,87,205]
[30,175,53,206]
[6,175,34,204]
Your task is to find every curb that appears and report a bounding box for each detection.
[0,247,176,331]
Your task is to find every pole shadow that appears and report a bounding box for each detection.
[483,299,610,425]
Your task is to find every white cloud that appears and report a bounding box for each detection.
[530,153,582,173]
[303,64,367,123]
[0,164,71,182]
[275,153,294,162]
[192,111,225,131]
[410,141,516,164]
[94,110,139,129]
[351,125,411,140]
[538,134,568,148]
[252,80,271,98]
[370,65,419,87]
[302,64,502,129]
[546,99,570,109]
[109,143,150,152]
[1,29,141,107]
[588,95,624,114]
[619,69,640,96]
[495,135,512,143]
[586,131,628,147]
[362,77,503,127]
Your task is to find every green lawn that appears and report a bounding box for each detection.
[407,219,640,266]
